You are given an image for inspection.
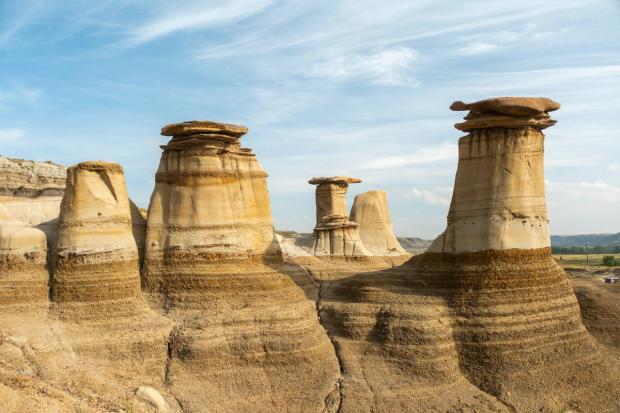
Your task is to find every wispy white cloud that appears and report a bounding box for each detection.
[307,47,419,86]
[456,42,500,56]
[0,0,47,47]
[0,129,25,141]
[546,180,620,204]
[0,85,42,111]
[122,0,273,47]
[404,186,453,207]
[364,143,455,169]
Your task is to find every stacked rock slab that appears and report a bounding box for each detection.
[0,201,48,309]
[143,121,341,411]
[319,97,619,412]
[349,190,407,256]
[309,176,370,258]
[50,161,146,318]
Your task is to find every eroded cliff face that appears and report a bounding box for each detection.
[0,156,66,245]
[143,121,341,411]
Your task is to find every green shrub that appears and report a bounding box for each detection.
[602,255,617,267]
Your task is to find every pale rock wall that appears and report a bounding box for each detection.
[0,156,66,197]
[349,190,407,256]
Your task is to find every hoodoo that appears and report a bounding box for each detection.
[309,176,369,257]
[319,97,620,412]
[349,190,407,256]
[428,97,620,410]
[50,161,145,317]
[143,121,341,411]
[0,202,48,308]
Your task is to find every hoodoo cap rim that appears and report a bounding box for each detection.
[308,176,362,185]
[161,120,248,137]
[450,97,560,116]
[70,160,124,174]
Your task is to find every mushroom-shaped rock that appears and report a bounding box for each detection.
[451,96,560,131]
[349,190,407,256]
[0,201,48,307]
[318,97,620,412]
[308,176,369,258]
[143,121,341,411]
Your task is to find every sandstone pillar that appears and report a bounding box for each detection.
[143,121,341,411]
[50,161,144,317]
[349,190,407,256]
[309,176,369,258]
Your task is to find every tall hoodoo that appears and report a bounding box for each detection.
[429,97,560,253]
[50,161,144,317]
[143,121,340,411]
[0,202,48,308]
[309,176,369,257]
[143,121,278,296]
[318,97,619,411]
[349,190,407,256]
[432,97,619,410]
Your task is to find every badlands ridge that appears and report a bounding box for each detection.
[0,98,619,412]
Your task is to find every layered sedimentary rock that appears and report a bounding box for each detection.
[143,121,341,411]
[0,156,66,245]
[0,156,66,197]
[0,202,48,308]
[319,97,620,412]
[309,176,369,258]
[50,161,152,322]
[349,190,407,256]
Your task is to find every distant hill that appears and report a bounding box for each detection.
[551,233,620,247]
[397,237,432,252]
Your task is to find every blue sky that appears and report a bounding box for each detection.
[1,0,619,238]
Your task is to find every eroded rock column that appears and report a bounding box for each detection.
[309,177,369,258]
[50,161,145,318]
[349,190,407,256]
[143,121,341,411]
[431,97,620,411]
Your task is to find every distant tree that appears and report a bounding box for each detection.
[602,255,617,267]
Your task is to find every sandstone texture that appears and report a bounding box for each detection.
[0,156,66,245]
[309,176,370,258]
[0,104,618,412]
[429,103,553,254]
[0,201,48,308]
[0,156,66,197]
[144,121,341,411]
[349,190,407,256]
